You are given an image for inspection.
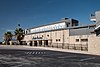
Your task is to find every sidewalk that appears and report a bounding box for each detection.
[22,45,92,55]
[0,45,99,56]
[22,46,100,56]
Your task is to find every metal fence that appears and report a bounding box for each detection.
[31,42,88,51]
[47,43,88,51]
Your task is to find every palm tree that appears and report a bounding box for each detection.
[4,32,12,45]
[14,27,24,45]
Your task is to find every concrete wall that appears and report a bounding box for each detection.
[69,28,92,36]
[96,11,100,26]
[23,28,100,55]
[68,35,88,44]
[23,35,32,41]
[88,34,100,55]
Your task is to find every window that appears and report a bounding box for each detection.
[56,39,58,41]
[81,39,88,42]
[37,36,38,38]
[58,39,60,41]
[42,35,43,37]
[47,35,49,37]
[56,39,60,42]
[67,24,69,27]
[76,39,79,42]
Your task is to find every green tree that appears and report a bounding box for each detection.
[4,32,12,45]
[14,27,24,45]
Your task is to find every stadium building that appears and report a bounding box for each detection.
[23,11,100,55]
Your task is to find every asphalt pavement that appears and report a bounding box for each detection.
[0,45,100,67]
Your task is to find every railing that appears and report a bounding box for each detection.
[36,43,88,51]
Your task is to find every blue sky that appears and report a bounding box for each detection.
[0,0,100,41]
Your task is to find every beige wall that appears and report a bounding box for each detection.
[51,30,63,43]
[23,29,100,55]
[23,29,89,46]
[63,29,69,43]
[23,35,32,41]
[69,35,89,44]
[88,34,100,55]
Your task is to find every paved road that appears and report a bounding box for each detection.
[0,45,100,67]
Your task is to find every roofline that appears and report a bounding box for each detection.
[25,28,67,35]
[68,24,96,29]
[96,11,100,13]
[25,24,96,35]
[28,18,78,30]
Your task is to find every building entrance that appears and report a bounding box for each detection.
[34,41,37,46]
[39,40,42,46]
[44,40,48,46]
[29,41,32,46]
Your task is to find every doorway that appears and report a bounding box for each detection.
[34,41,37,46]
[39,40,42,46]
[29,41,32,46]
[44,40,48,46]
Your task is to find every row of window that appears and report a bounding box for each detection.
[33,34,50,39]
[30,24,65,33]
[56,39,61,42]
[76,39,88,42]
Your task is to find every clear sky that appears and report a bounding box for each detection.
[0,0,100,41]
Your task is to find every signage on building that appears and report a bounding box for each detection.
[30,22,66,33]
